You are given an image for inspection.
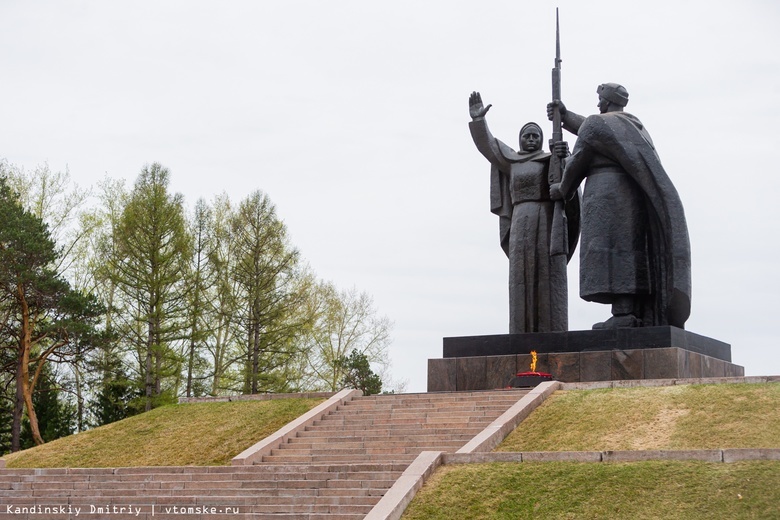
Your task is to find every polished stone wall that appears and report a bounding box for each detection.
[428,347,745,392]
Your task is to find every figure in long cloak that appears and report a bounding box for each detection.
[549,83,691,329]
[469,92,579,333]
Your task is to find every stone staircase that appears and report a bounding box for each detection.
[0,389,529,519]
[262,390,525,465]
[0,464,399,519]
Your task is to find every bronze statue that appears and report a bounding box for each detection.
[548,83,691,329]
[469,92,579,333]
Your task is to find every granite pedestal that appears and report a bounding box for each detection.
[427,327,744,392]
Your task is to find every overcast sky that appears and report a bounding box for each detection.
[2,1,778,392]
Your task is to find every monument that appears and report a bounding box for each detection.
[428,12,743,390]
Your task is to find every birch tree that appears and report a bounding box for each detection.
[304,283,392,392]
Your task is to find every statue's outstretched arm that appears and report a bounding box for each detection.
[562,111,585,134]
[468,91,509,169]
[547,101,585,135]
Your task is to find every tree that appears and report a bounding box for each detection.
[0,177,104,448]
[20,364,76,448]
[108,164,192,411]
[304,283,392,392]
[201,194,242,395]
[88,347,136,427]
[1,161,99,433]
[231,191,314,394]
[0,371,13,455]
[78,177,131,424]
[336,350,382,395]
[183,198,214,397]
[0,162,90,251]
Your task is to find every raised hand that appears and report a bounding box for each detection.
[469,91,492,120]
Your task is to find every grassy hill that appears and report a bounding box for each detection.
[402,460,780,519]
[3,382,779,518]
[402,382,780,520]
[3,397,323,468]
[499,382,780,451]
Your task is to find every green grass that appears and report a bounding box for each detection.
[3,397,323,468]
[402,461,780,520]
[498,383,780,451]
[404,383,780,519]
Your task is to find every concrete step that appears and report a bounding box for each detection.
[0,463,406,477]
[262,453,419,464]
[350,396,525,405]
[303,419,489,430]
[8,477,394,491]
[284,437,473,449]
[354,389,527,401]
[269,443,465,457]
[0,495,380,506]
[295,426,486,439]
[311,417,497,428]
[0,507,370,520]
[314,407,505,424]
[336,401,518,412]
[1,469,404,485]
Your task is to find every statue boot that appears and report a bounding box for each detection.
[592,297,642,329]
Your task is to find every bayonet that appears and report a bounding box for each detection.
[551,8,562,150]
[549,8,568,256]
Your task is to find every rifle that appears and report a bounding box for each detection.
[548,8,568,257]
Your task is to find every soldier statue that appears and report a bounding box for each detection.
[548,83,691,329]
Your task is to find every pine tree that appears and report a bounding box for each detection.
[0,177,103,448]
[20,365,76,449]
[337,350,382,395]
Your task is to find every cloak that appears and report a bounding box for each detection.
[575,112,691,328]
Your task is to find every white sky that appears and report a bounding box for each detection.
[2,1,779,392]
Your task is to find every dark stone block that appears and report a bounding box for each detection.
[427,358,456,392]
[725,362,745,377]
[644,348,680,379]
[702,356,726,378]
[687,351,703,379]
[456,357,487,391]
[443,327,732,362]
[580,351,613,381]
[548,353,580,382]
[428,346,746,388]
[431,327,744,388]
[673,328,732,362]
[612,350,644,380]
[565,329,617,352]
[516,354,532,374]
[486,355,517,389]
[678,348,691,378]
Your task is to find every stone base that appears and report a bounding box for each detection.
[428,328,744,392]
